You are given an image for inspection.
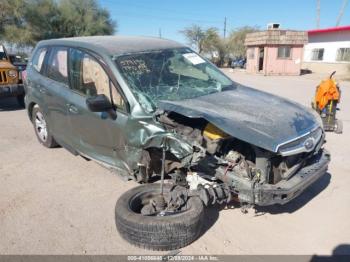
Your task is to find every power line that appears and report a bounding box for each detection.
[336,0,349,26]
[224,17,227,38]
[316,0,320,28]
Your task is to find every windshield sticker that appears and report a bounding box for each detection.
[119,58,151,75]
[183,53,205,65]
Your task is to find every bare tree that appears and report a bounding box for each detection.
[227,26,259,58]
[179,25,205,53]
[180,24,259,67]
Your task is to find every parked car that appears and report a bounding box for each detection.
[25,36,330,251]
[0,44,25,106]
[231,57,246,68]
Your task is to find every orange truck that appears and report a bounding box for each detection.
[0,44,25,107]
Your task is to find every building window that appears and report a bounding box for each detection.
[336,48,350,62]
[248,48,255,59]
[311,48,324,61]
[277,46,291,59]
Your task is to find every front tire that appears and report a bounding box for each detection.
[32,106,58,148]
[115,184,204,251]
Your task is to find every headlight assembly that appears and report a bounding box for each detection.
[8,70,17,78]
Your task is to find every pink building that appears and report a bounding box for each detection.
[245,29,308,75]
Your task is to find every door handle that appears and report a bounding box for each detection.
[67,104,79,114]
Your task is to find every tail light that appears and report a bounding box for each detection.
[21,70,27,82]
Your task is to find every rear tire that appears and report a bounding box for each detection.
[115,184,204,251]
[32,106,58,148]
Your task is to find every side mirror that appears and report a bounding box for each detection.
[86,94,117,120]
[86,94,112,112]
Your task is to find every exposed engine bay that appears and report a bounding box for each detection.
[137,110,326,208]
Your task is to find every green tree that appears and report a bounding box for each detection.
[58,0,116,37]
[0,0,28,45]
[227,26,259,58]
[0,0,116,47]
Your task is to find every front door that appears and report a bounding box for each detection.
[66,48,128,168]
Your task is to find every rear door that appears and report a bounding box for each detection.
[66,48,128,167]
[43,47,72,144]
[27,47,49,112]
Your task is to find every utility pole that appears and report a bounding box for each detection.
[316,0,321,28]
[336,0,349,26]
[223,17,227,39]
[158,28,162,38]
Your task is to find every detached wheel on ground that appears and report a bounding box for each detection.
[115,183,204,251]
[32,106,58,148]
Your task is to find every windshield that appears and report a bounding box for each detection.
[115,48,235,112]
[0,45,8,61]
[9,55,26,64]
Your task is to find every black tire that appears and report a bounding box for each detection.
[32,106,58,148]
[115,184,204,251]
[17,95,25,108]
[335,119,343,134]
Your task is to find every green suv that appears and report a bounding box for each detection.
[25,36,330,250]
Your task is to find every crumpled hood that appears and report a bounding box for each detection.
[158,85,320,153]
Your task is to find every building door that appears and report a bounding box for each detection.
[258,47,264,71]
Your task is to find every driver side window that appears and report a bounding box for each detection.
[69,48,125,109]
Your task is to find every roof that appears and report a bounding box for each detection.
[38,35,184,56]
[245,30,307,46]
[308,25,350,35]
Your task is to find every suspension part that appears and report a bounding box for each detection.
[196,183,232,206]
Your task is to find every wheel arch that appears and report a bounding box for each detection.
[27,102,38,122]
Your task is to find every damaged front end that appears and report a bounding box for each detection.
[137,108,330,207]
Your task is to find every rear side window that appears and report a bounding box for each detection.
[32,48,47,72]
[47,47,68,85]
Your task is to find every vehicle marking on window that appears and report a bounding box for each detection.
[183,53,205,65]
[119,58,150,74]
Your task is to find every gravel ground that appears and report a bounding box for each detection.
[0,70,349,255]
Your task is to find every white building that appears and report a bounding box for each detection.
[302,25,350,77]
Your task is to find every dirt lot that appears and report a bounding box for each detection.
[0,70,349,255]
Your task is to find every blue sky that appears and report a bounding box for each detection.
[100,0,350,44]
